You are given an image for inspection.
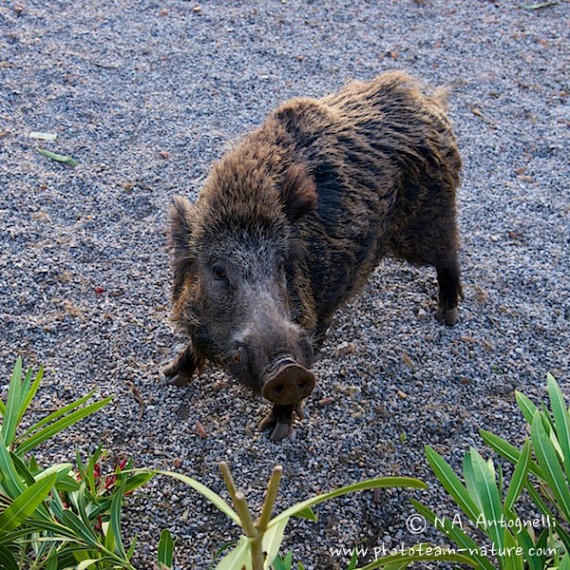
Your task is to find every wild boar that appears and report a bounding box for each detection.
[163,71,463,441]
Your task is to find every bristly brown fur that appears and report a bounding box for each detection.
[168,69,462,395]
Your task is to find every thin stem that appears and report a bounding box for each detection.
[219,462,239,504]
[233,492,258,538]
[234,492,264,570]
[257,465,283,532]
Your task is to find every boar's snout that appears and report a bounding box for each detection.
[262,357,315,405]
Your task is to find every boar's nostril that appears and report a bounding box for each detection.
[262,362,315,405]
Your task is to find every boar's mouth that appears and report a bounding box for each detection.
[261,356,315,406]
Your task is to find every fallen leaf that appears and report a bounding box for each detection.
[401,352,415,369]
[126,381,145,420]
[37,148,78,166]
[29,131,57,141]
[460,335,477,344]
[397,390,408,399]
[522,1,558,10]
[318,397,334,406]
[195,421,207,438]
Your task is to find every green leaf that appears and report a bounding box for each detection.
[463,451,481,513]
[515,391,538,425]
[559,552,570,570]
[504,438,531,512]
[424,446,480,524]
[109,478,127,557]
[75,560,101,570]
[123,471,155,494]
[19,391,98,440]
[503,528,524,570]
[0,544,19,570]
[17,366,44,426]
[480,429,542,478]
[37,148,78,166]
[1,358,23,447]
[547,373,570,481]
[531,410,570,519]
[0,472,56,532]
[0,444,25,498]
[158,529,174,568]
[15,396,112,456]
[262,516,288,569]
[60,509,99,547]
[270,477,425,528]
[410,500,496,570]
[514,526,546,570]
[469,448,505,556]
[215,535,252,570]
[291,506,317,522]
[144,469,240,525]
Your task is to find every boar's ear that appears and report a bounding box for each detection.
[280,163,317,223]
[170,195,196,295]
[170,195,195,256]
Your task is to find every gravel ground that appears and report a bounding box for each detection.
[1,1,568,568]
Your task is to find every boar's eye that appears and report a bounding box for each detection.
[211,263,228,282]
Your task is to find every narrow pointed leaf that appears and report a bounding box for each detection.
[503,528,524,570]
[0,545,19,570]
[505,438,531,512]
[19,391,98,440]
[531,410,570,519]
[514,526,546,570]
[17,366,43,425]
[16,397,112,456]
[270,477,425,527]
[262,517,288,569]
[291,506,317,521]
[515,391,538,424]
[547,374,570,480]
[480,429,542,478]
[158,529,174,567]
[37,148,78,166]
[0,444,25,497]
[110,479,127,557]
[463,451,482,513]
[410,500,496,570]
[469,448,505,555]
[0,473,56,532]
[424,446,480,523]
[141,470,240,525]
[215,535,252,570]
[1,358,23,446]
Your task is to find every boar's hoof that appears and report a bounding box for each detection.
[162,346,199,386]
[436,306,458,326]
[163,368,193,386]
[259,403,304,442]
[262,362,315,405]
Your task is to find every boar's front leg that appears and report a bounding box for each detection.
[163,344,200,386]
[259,403,304,442]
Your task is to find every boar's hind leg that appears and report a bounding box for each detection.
[389,206,462,325]
[435,261,463,326]
[163,344,200,386]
